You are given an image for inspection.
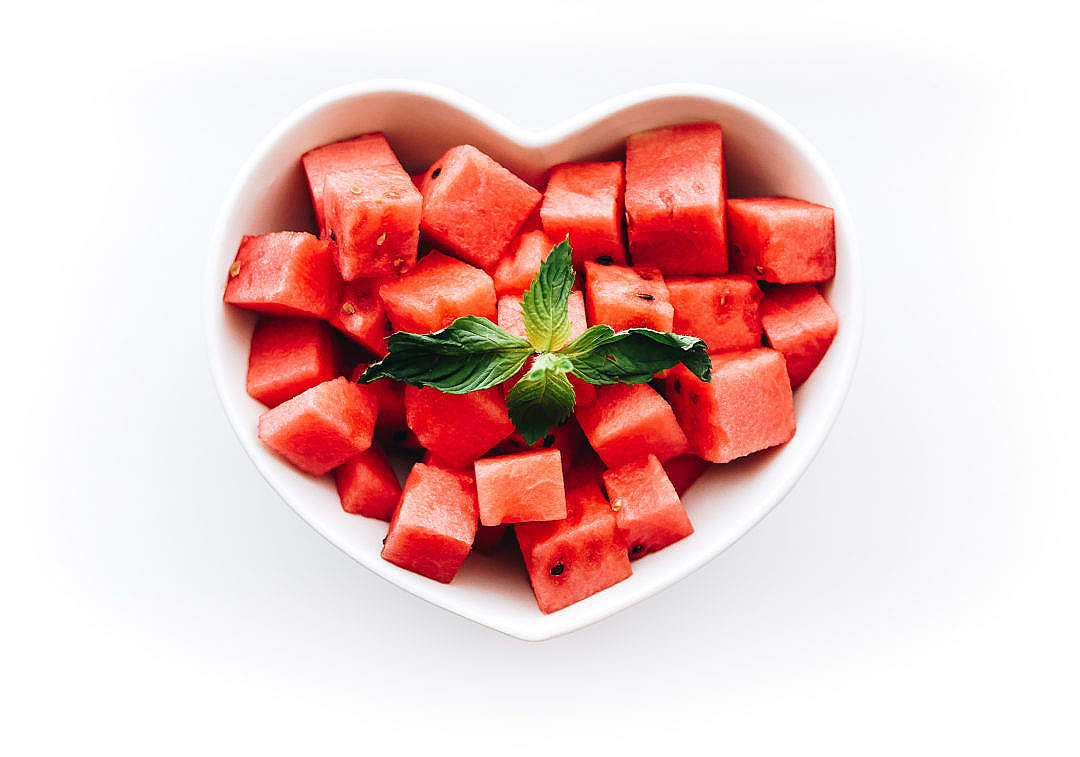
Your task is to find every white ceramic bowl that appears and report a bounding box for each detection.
[204,80,863,641]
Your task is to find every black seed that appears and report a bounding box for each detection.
[549,562,565,576]
[673,379,681,394]
[542,434,556,448]
[382,537,387,545]
[630,544,644,555]
[329,230,337,242]
[636,293,655,301]
[595,255,614,265]
[391,430,408,444]
[430,167,441,179]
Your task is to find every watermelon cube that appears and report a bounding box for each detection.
[583,261,673,332]
[473,524,509,554]
[349,363,406,437]
[727,197,836,284]
[329,278,392,357]
[223,232,341,319]
[575,383,689,467]
[418,145,541,271]
[662,454,710,496]
[334,444,402,521]
[666,274,762,352]
[539,161,627,268]
[301,133,400,235]
[378,251,496,333]
[603,454,693,559]
[667,348,796,463]
[474,449,567,526]
[246,317,340,408]
[760,284,839,386]
[323,162,422,281]
[257,377,377,475]
[404,385,515,468]
[381,462,478,583]
[492,229,555,296]
[625,123,727,275]
[515,457,632,614]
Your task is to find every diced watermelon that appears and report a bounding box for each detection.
[246,317,340,407]
[667,348,796,463]
[662,454,710,496]
[418,145,541,271]
[334,444,402,521]
[666,274,762,352]
[404,385,515,468]
[224,232,341,319]
[349,363,406,437]
[497,291,596,406]
[257,377,377,475]
[329,278,392,357]
[625,123,727,275]
[492,229,555,296]
[540,161,627,268]
[378,251,496,333]
[495,418,585,474]
[301,133,399,235]
[473,524,509,554]
[575,383,689,467]
[603,454,693,559]
[583,261,673,332]
[474,449,567,526]
[381,462,478,583]
[760,284,838,386]
[515,456,632,614]
[727,197,836,284]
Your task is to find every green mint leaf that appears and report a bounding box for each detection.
[520,237,575,352]
[560,328,711,385]
[505,352,577,445]
[357,316,533,394]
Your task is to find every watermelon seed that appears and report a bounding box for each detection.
[673,379,681,394]
[342,302,357,315]
[549,562,565,576]
[630,544,644,556]
[384,321,393,333]
[754,265,766,275]
[595,255,614,266]
[719,295,727,306]
[430,167,442,179]
[330,231,337,242]
[228,261,242,277]
[376,233,387,246]
[636,293,654,301]
[689,391,699,405]
[542,434,555,448]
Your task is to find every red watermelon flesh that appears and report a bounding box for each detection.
[418,145,541,271]
[330,278,392,357]
[224,232,341,319]
[379,251,496,333]
[625,123,727,275]
[381,462,478,583]
[575,383,689,468]
[349,363,406,436]
[495,418,585,474]
[727,197,836,284]
[492,229,555,296]
[257,377,377,475]
[405,385,515,468]
[662,454,710,496]
[603,454,693,559]
[667,348,796,463]
[473,524,509,554]
[474,449,567,526]
[584,261,673,332]
[760,283,838,386]
[666,274,763,353]
[540,161,627,268]
[246,317,340,408]
[301,133,399,235]
[515,455,632,614]
[334,444,402,521]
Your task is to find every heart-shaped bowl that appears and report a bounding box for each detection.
[205,80,862,641]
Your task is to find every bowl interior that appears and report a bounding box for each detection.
[206,83,860,640]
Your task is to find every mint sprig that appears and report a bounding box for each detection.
[357,240,711,444]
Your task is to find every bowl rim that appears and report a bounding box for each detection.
[204,79,863,641]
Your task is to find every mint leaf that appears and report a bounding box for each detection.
[505,352,577,445]
[560,328,711,385]
[521,237,575,352]
[357,316,533,394]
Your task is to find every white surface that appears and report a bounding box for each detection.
[3,0,1078,754]
[206,81,863,639]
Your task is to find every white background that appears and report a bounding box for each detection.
[3,1,1078,754]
